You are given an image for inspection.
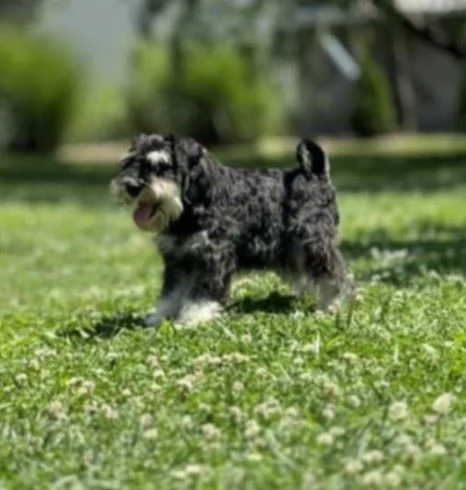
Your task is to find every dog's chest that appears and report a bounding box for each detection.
[155,231,210,258]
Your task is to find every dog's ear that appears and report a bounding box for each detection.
[171,135,206,168]
[180,137,206,165]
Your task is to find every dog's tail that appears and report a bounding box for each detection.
[296,139,329,180]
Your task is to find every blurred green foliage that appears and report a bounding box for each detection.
[67,84,128,143]
[127,42,282,144]
[351,45,396,137]
[0,25,80,152]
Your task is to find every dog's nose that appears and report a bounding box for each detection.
[121,177,142,197]
[125,182,142,198]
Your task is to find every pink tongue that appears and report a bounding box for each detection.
[132,203,153,228]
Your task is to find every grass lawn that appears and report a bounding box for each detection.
[1,144,466,489]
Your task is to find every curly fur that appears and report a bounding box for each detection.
[111,133,352,327]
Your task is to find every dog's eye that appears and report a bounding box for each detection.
[152,162,172,175]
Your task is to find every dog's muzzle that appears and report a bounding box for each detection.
[132,200,161,229]
[111,176,183,233]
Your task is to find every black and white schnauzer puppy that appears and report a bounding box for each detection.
[111,133,352,327]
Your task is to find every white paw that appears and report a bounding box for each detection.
[144,311,165,327]
[177,300,222,327]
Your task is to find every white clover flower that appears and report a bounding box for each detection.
[34,347,57,360]
[422,344,439,360]
[176,373,200,392]
[429,444,447,457]
[149,382,162,392]
[344,459,363,475]
[180,415,194,429]
[232,381,244,393]
[47,400,66,420]
[140,413,153,428]
[301,343,319,354]
[76,380,96,396]
[229,406,243,423]
[388,401,409,421]
[255,367,268,377]
[284,407,300,419]
[342,352,358,364]
[423,414,438,425]
[385,471,402,488]
[29,359,40,371]
[316,432,334,446]
[143,428,158,440]
[348,395,361,408]
[329,426,346,437]
[247,452,263,462]
[293,356,305,366]
[14,373,28,385]
[152,369,165,379]
[240,334,252,344]
[322,378,341,398]
[405,444,422,462]
[67,377,82,387]
[362,450,384,464]
[254,399,282,420]
[145,354,159,367]
[121,388,132,397]
[244,420,261,440]
[300,371,313,382]
[223,353,249,364]
[106,352,119,363]
[198,403,212,414]
[360,470,383,486]
[101,404,118,420]
[432,393,455,415]
[193,354,222,367]
[201,423,221,441]
[394,434,412,447]
[322,405,335,421]
[184,464,205,477]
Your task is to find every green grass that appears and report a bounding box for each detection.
[1,147,466,489]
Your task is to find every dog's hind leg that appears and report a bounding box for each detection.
[289,220,353,312]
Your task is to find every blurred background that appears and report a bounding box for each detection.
[1,0,466,312]
[0,0,465,154]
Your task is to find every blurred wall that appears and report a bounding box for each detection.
[295,21,463,135]
[39,0,141,83]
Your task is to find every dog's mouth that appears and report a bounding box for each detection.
[132,201,160,230]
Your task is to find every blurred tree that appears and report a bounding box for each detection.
[351,38,396,136]
[316,0,465,59]
[0,0,46,23]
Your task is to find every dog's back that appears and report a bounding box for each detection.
[206,140,338,270]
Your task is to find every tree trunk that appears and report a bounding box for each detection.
[391,27,418,132]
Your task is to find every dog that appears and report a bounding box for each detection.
[110,133,352,327]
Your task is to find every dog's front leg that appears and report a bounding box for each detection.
[144,265,189,327]
[176,247,236,327]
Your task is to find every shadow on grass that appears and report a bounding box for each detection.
[58,311,147,340]
[228,292,317,315]
[58,293,310,341]
[228,292,298,315]
[0,155,114,206]
[342,223,466,285]
[2,149,466,206]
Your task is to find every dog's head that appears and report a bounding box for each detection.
[110,133,205,232]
